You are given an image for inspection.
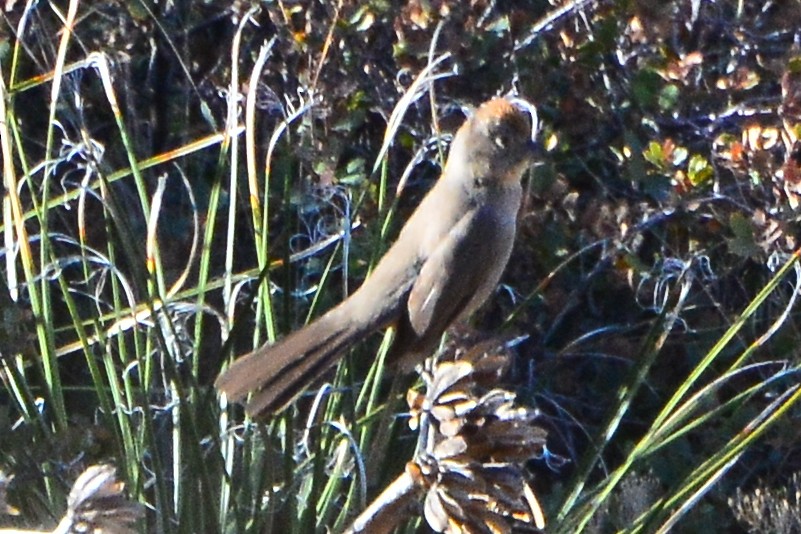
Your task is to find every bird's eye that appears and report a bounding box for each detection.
[494,134,508,148]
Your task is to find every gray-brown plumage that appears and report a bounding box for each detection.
[215,96,539,417]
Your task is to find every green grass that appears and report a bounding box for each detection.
[3,1,801,533]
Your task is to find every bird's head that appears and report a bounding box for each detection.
[452,97,539,186]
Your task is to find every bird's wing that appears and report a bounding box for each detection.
[406,206,507,340]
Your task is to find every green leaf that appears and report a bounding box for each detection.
[687,154,713,186]
[671,146,688,166]
[727,212,760,258]
[644,141,665,168]
[658,84,680,111]
[632,69,663,109]
[339,158,366,186]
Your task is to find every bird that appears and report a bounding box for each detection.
[215,96,539,418]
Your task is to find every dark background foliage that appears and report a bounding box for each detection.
[3,0,801,532]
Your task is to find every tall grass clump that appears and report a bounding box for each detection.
[4,2,801,533]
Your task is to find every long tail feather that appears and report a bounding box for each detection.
[215,304,383,417]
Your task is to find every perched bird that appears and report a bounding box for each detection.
[216,96,539,417]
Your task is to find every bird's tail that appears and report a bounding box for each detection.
[215,304,384,417]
